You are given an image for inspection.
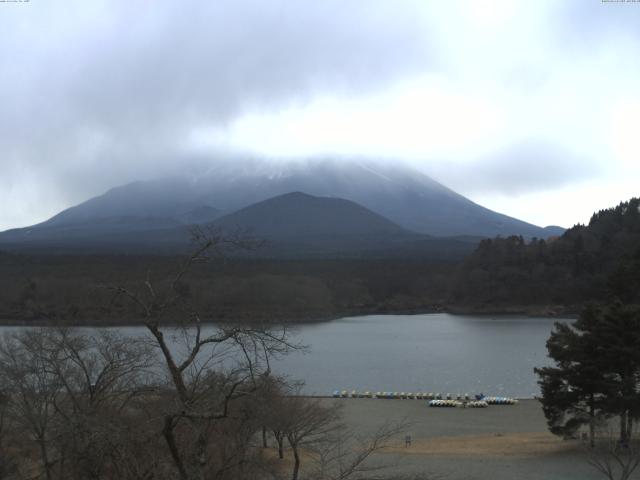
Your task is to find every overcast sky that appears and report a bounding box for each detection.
[1,0,639,231]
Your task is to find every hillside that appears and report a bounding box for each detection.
[211,192,479,259]
[450,198,640,311]
[0,191,478,259]
[0,159,563,251]
[213,191,407,239]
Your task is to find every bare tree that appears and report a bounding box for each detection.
[43,328,156,480]
[262,385,410,480]
[276,394,343,480]
[0,327,160,480]
[308,419,409,480]
[0,329,62,480]
[0,389,17,479]
[586,423,640,480]
[260,377,297,460]
[251,374,289,453]
[109,226,298,480]
[45,329,154,412]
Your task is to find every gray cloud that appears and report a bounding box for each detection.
[425,140,601,196]
[0,0,431,228]
[3,1,430,137]
[1,0,639,230]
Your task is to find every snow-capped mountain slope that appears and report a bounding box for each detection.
[25,157,562,238]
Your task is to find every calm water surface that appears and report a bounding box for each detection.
[272,313,565,397]
[0,313,565,398]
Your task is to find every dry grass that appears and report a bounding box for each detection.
[384,432,580,457]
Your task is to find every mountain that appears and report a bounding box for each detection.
[0,216,189,254]
[207,191,480,258]
[213,191,407,239]
[0,158,564,255]
[0,191,478,259]
[180,206,223,224]
[18,158,561,235]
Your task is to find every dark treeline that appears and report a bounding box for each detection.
[451,198,640,312]
[0,254,454,325]
[2,198,639,325]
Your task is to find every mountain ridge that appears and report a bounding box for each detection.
[0,191,478,259]
[212,191,409,239]
[10,158,563,236]
[0,158,565,256]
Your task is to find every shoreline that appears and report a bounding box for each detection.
[316,398,598,480]
[0,304,577,327]
[299,394,540,401]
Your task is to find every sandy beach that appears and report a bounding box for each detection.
[318,398,605,480]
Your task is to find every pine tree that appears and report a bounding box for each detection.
[536,303,640,446]
[589,303,640,446]
[535,310,609,446]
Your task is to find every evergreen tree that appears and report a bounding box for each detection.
[589,303,640,445]
[536,303,640,445]
[452,197,640,308]
[535,310,609,446]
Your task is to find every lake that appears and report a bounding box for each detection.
[272,313,565,398]
[0,313,565,398]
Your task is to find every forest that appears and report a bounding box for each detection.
[0,254,453,325]
[0,198,638,325]
[451,198,640,311]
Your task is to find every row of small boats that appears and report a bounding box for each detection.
[482,396,518,405]
[428,399,489,408]
[332,390,518,404]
